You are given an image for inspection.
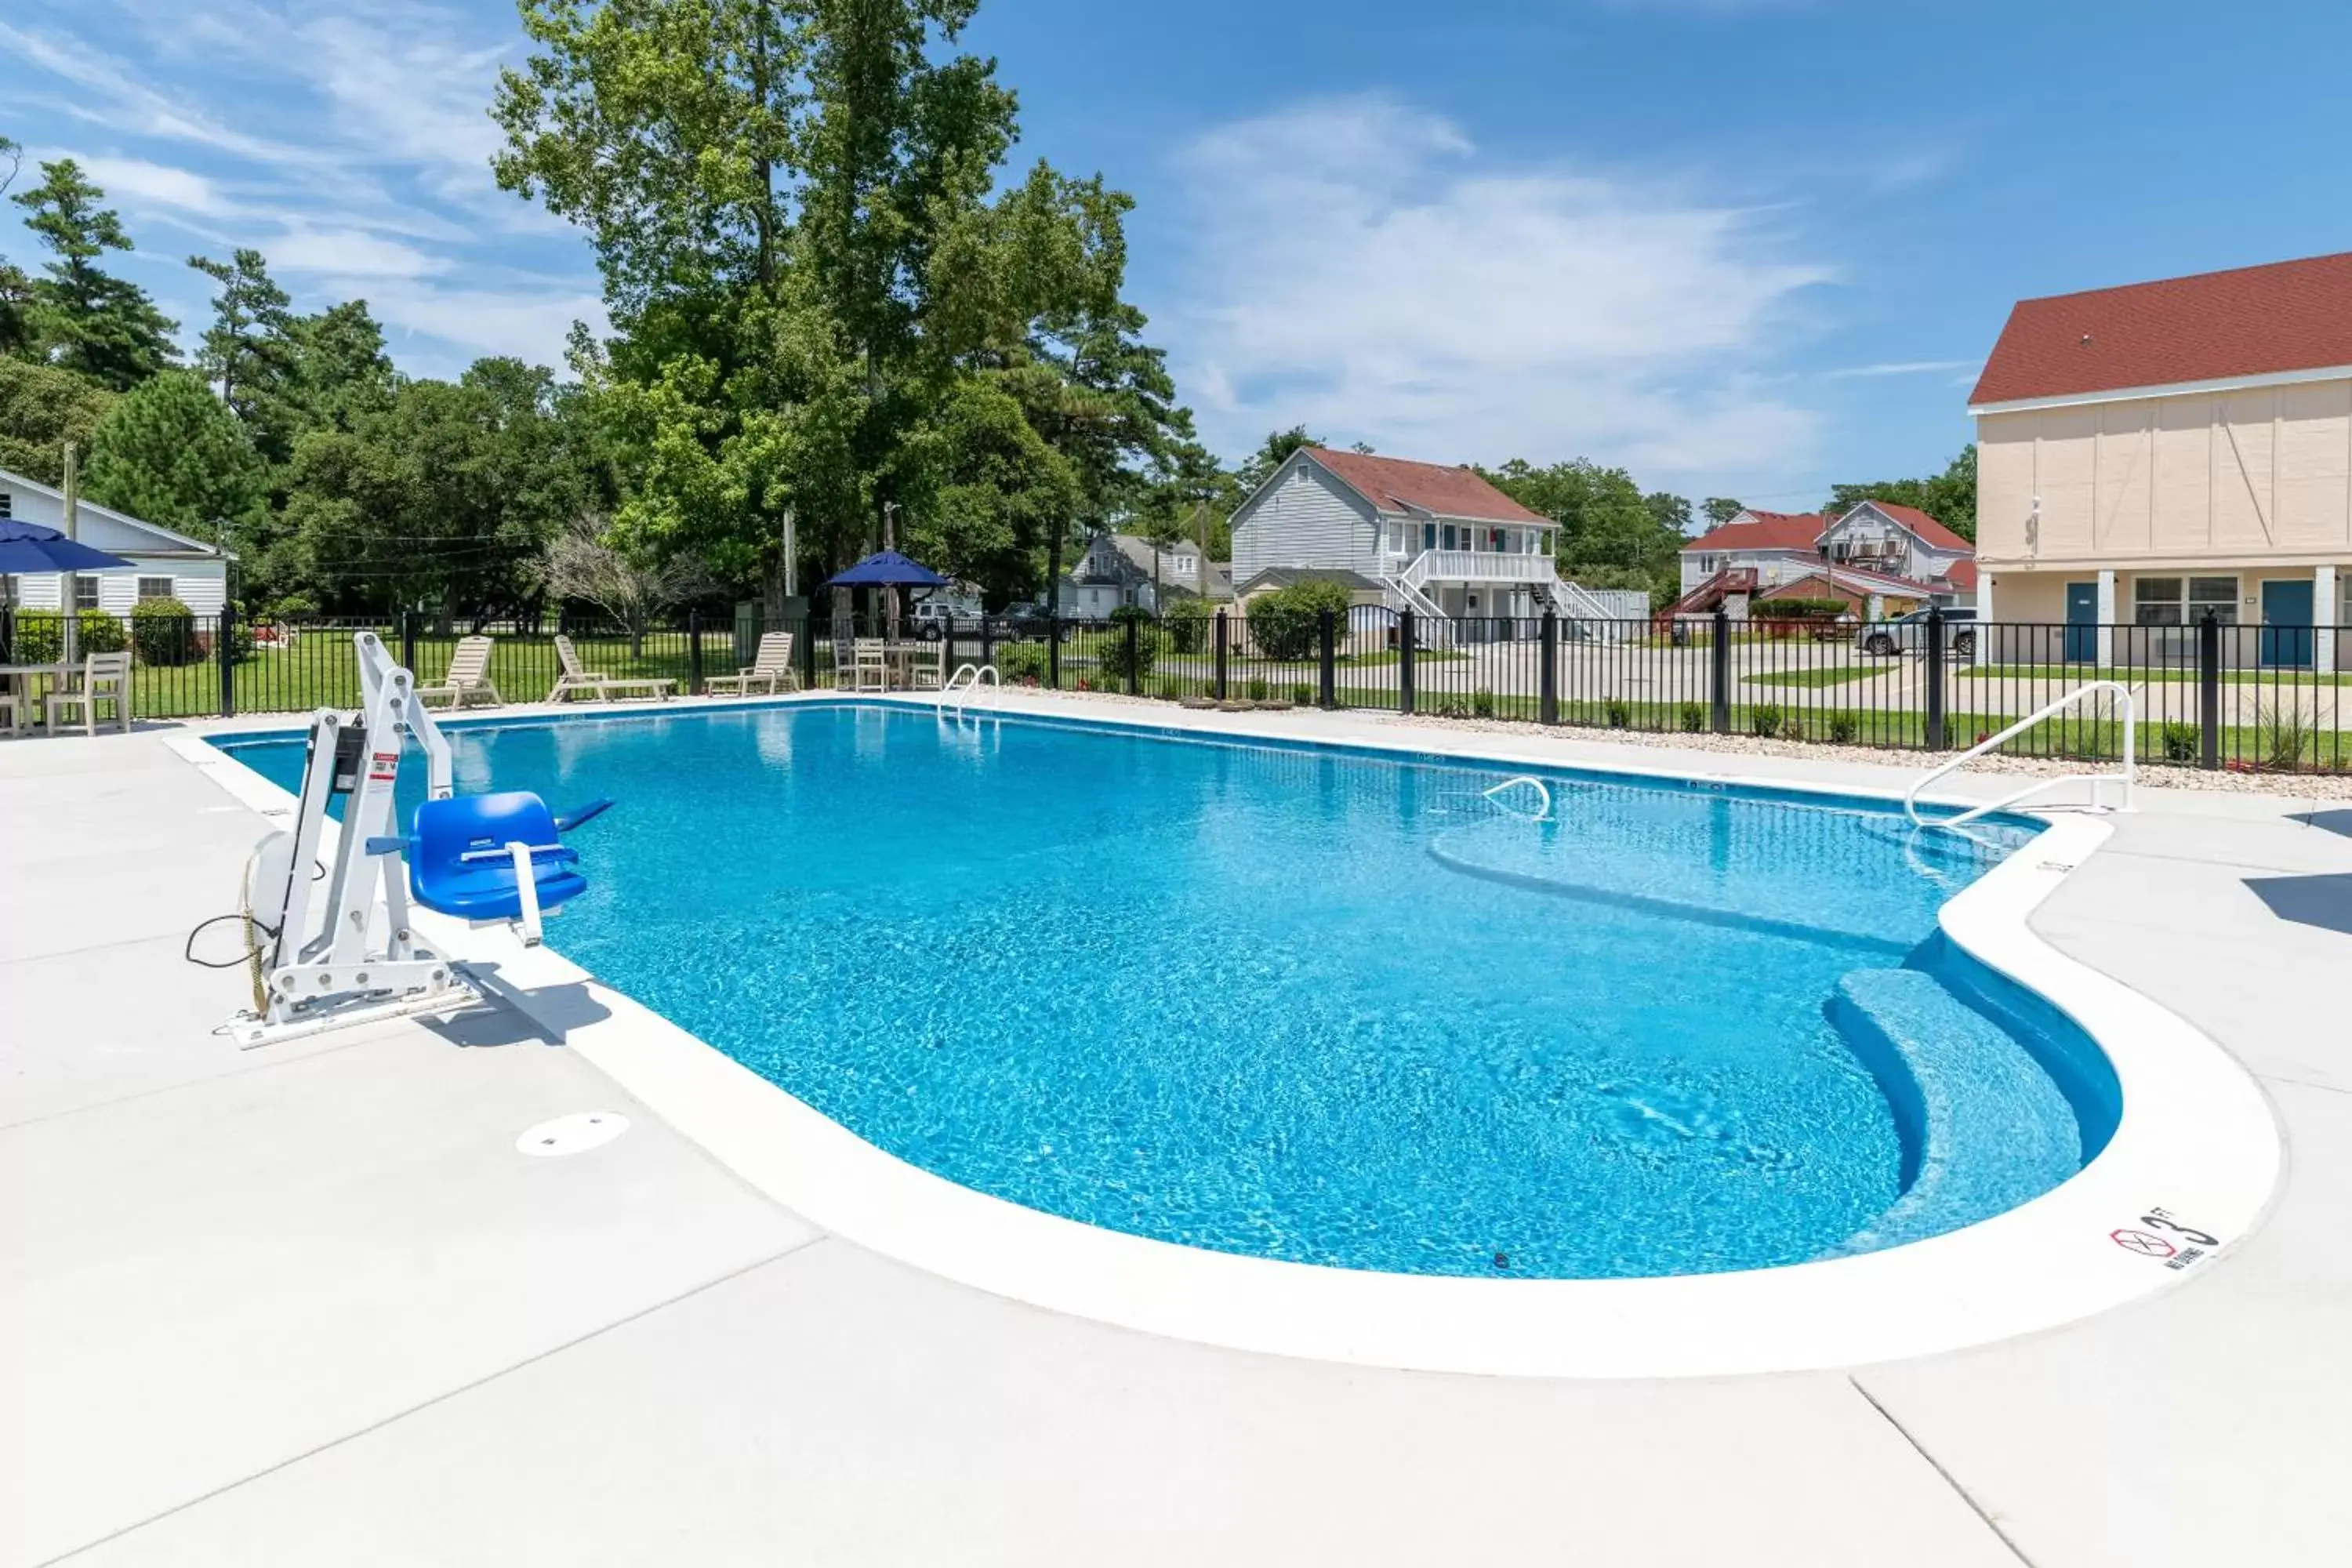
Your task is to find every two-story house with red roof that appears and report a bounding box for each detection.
[1672,503,1976,619]
[1228,447,1642,634]
[1972,251,2352,669]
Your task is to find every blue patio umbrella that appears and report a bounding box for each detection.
[0,521,136,664]
[821,549,950,590]
[0,519,136,574]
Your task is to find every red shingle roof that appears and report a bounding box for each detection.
[1856,501,1973,554]
[1971,252,2352,406]
[1303,448,1551,525]
[1941,559,1979,590]
[1681,510,1824,554]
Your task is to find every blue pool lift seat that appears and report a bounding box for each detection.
[371,792,612,931]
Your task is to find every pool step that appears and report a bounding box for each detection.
[1828,967,2082,1256]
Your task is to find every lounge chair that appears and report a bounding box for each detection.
[849,637,891,692]
[417,636,504,710]
[45,650,133,736]
[705,631,800,696]
[545,634,676,704]
[0,685,22,738]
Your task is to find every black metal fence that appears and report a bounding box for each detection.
[6,603,2350,776]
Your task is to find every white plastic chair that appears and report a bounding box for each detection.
[45,650,133,735]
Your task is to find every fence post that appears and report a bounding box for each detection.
[2199,612,2222,770]
[1924,605,1947,750]
[216,604,237,718]
[1539,608,1559,726]
[1213,609,1229,702]
[1044,612,1058,688]
[1398,609,1417,715]
[798,614,818,689]
[1317,609,1338,710]
[400,608,418,675]
[981,615,996,679]
[1709,608,1731,732]
[1123,614,1142,695]
[687,608,705,694]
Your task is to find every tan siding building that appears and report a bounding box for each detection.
[1971,252,2352,668]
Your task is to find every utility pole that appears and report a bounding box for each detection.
[782,507,797,599]
[61,441,78,540]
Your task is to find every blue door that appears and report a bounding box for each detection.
[2260,579,2315,668]
[2063,582,2098,662]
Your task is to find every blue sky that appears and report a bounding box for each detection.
[5,1,2350,515]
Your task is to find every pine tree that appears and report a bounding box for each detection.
[9,160,180,391]
[189,249,301,463]
[82,369,263,541]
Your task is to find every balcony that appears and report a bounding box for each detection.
[1398,549,1559,586]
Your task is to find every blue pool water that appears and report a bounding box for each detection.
[216,704,2118,1279]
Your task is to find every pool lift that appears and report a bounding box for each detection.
[230,631,612,1048]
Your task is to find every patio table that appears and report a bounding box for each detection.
[0,662,71,732]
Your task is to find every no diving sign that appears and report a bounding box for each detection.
[2111,1208,2221,1272]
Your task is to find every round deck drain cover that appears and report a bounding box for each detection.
[517,1112,630,1157]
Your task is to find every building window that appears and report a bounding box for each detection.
[137,576,176,601]
[0,491,12,518]
[74,575,101,612]
[2134,575,2238,626]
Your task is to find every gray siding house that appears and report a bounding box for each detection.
[1228,447,1630,634]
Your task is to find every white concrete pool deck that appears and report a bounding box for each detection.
[4,693,2349,1566]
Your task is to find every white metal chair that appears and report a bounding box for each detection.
[705,631,800,695]
[546,633,676,704]
[45,650,133,735]
[850,637,891,692]
[416,636,504,710]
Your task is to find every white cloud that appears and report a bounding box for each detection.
[1823,359,1978,379]
[362,280,609,367]
[270,227,450,280]
[1165,96,1831,481]
[71,154,227,215]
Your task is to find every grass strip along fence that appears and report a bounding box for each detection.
[9,604,2351,777]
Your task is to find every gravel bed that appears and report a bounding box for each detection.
[1029,688,2352,801]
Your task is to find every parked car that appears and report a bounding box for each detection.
[1856,607,1976,658]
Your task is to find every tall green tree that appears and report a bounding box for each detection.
[82,369,265,541]
[282,358,609,620]
[1824,445,1977,542]
[0,134,31,360]
[494,0,1189,607]
[9,159,179,390]
[289,299,398,434]
[0,357,114,483]
[1483,457,1686,601]
[1700,496,1745,526]
[188,249,304,463]
[1232,425,1321,497]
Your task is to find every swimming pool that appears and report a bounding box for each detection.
[216,702,2120,1283]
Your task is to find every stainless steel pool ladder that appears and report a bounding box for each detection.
[1904,680,2135,829]
[938,662,1000,720]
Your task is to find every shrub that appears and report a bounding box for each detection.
[131,596,200,666]
[5,609,127,663]
[1245,580,1352,661]
[1096,616,1159,685]
[1471,688,1497,719]
[1151,675,1185,701]
[1165,595,1211,655]
[1604,699,1632,728]
[2256,702,2314,772]
[1245,676,1269,702]
[1827,711,1860,744]
[995,641,1047,684]
[1290,682,1313,707]
[2159,720,2199,763]
[1748,704,1784,739]
[1431,695,1472,718]
[1678,701,1705,732]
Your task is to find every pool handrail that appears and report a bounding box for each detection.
[938,662,1000,719]
[1905,679,2134,830]
[1483,775,1553,821]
